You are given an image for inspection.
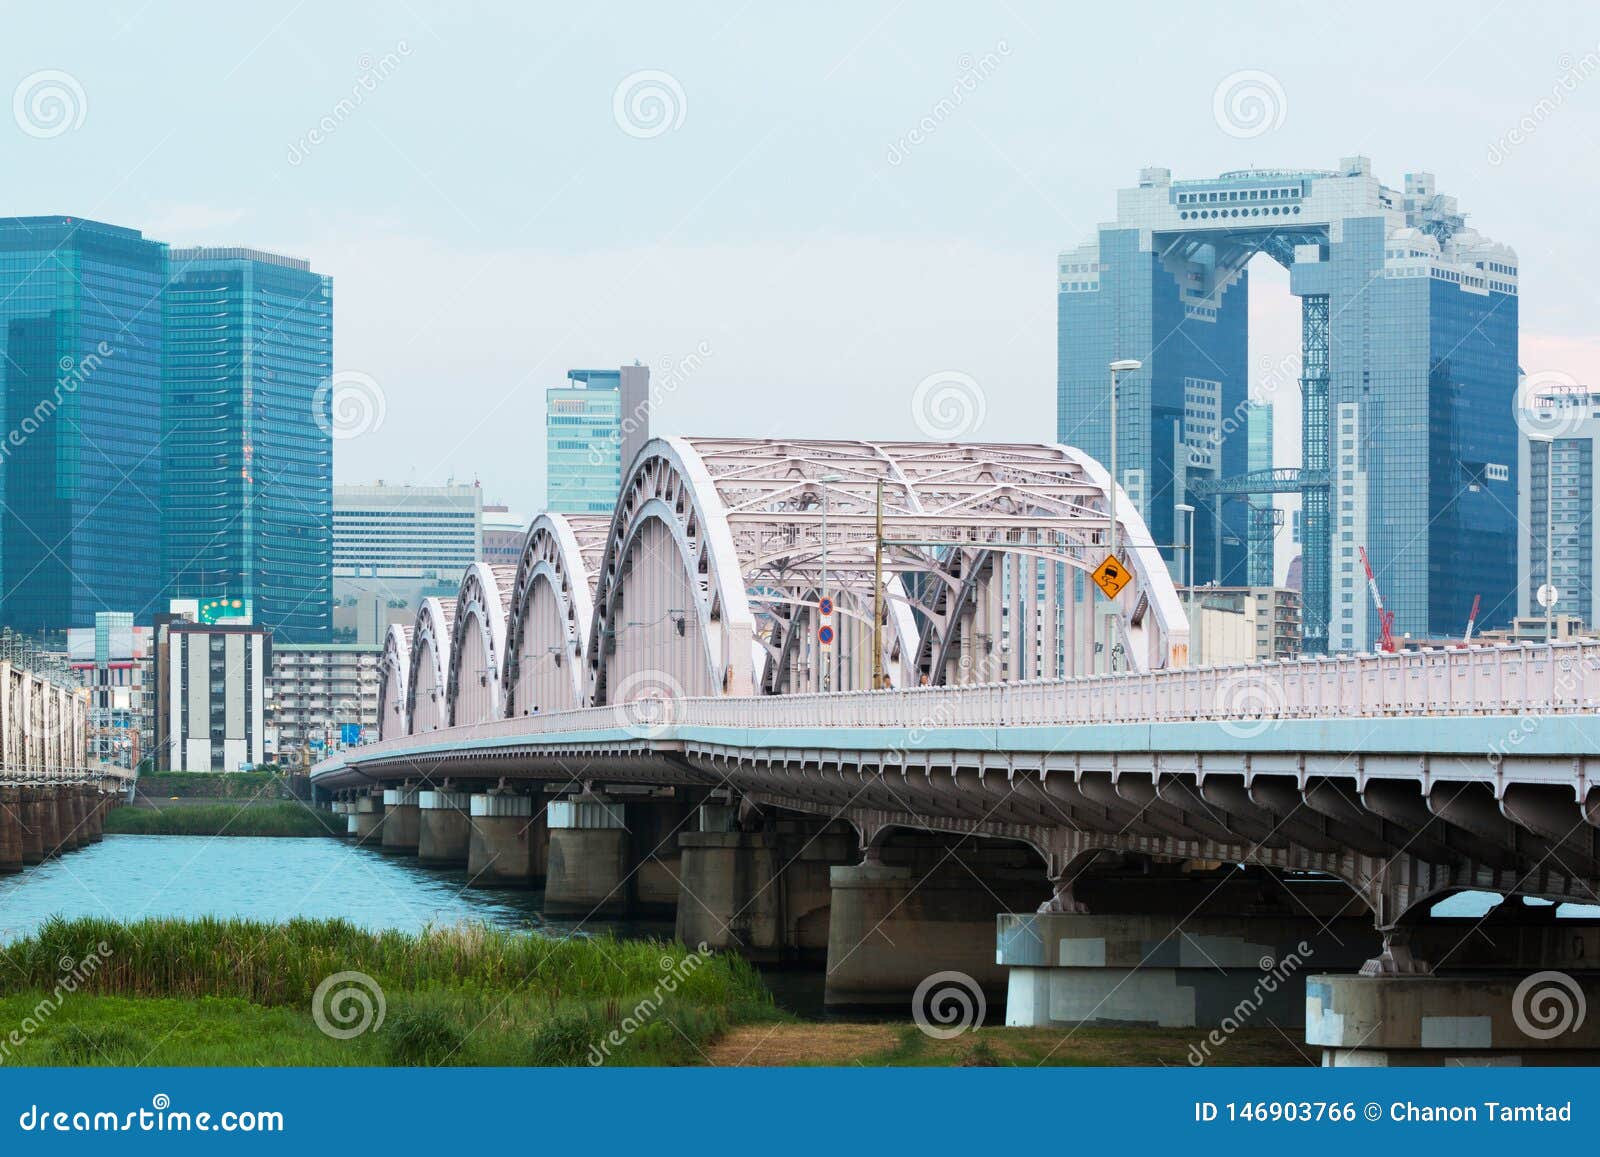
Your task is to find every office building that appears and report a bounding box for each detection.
[163,247,334,642]
[1183,585,1303,664]
[482,503,528,567]
[333,482,482,644]
[0,217,167,636]
[162,620,269,772]
[268,642,380,767]
[1517,380,1599,629]
[546,365,650,513]
[1059,159,1518,652]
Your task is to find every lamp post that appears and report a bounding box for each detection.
[1175,502,1196,665]
[818,473,842,692]
[1105,359,1142,673]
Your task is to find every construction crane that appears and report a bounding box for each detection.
[1358,546,1397,653]
[1463,594,1481,644]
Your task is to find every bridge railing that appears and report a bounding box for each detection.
[332,642,1600,771]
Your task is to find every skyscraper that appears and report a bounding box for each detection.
[1058,159,1518,651]
[0,216,167,636]
[545,365,650,514]
[163,247,334,642]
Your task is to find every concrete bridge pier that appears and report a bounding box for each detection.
[380,787,421,852]
[18,789,46,863]
[83,789,105,842]
[39,789,67,858]
[998,865,1379,1031]
[543,794,630,917]
[627,796,694,916]
[0,787,22,871]
[1309,908,1600,1065]
[417,790,472,864]
[676,808,856,962]
[62,790,86,851]
[824,836,1051,1010]
[467,792,547,887]
[352,795,385,844]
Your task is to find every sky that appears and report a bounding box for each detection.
[4,1,1599,512]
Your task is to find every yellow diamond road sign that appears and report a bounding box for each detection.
[1091,554,1131,599]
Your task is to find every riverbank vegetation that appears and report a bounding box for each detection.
[134,770,295,800]
[0,917,777,1066]
[104,802,343,838]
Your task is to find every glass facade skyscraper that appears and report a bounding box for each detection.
[546,369,624,514]
[1059,158,1519,651]
[0,217,167,636]
[163,247,334,642]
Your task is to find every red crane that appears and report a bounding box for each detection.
[1358,546,1397,653]
[1463,594,1481,644]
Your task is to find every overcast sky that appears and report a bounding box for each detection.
[5,1,1598,511]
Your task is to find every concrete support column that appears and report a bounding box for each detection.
[676,813,854,962]
[627,798,694,916]
[40,789,66,858]
[19,789,45,864]
[544,795,629,917]
[824,840,1051,1009]
[84,790,105,842]
[380,787,421,852]
[999,913,1377,1029]
[0,787,23,872]
[353,795,385,844]
[62,790,86,851]
[1309,972,1600,1065]
[467,793,545,887]
[417,790,472,865]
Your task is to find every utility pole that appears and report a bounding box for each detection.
[871,477,884,690]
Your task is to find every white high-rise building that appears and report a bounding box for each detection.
[1517,381,1600,630]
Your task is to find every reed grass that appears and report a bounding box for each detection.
[104,802,343,838]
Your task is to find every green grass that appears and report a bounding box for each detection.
[0,917,778,1066]
[134,770,290,800]
[104,802,343,838]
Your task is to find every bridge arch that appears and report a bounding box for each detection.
[447,562,517,726]
[504,513,607,716]
[376,625,412,741]
[405,596,457,733]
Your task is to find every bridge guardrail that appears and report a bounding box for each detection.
[322,642,1600,772]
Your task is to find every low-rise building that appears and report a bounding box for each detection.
[268,643,381,768]
[1181,585,1302,664]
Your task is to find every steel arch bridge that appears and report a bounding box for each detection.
[378,437,1188,737]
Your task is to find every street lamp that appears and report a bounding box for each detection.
[818,473,842,693]
[1106,359,1142,672]
[1175,502,1196,665]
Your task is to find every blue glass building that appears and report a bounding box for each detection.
[546,369,624,514]
[0,217,167,637]
[1059,159,1519,651]
[163,247,334,642]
